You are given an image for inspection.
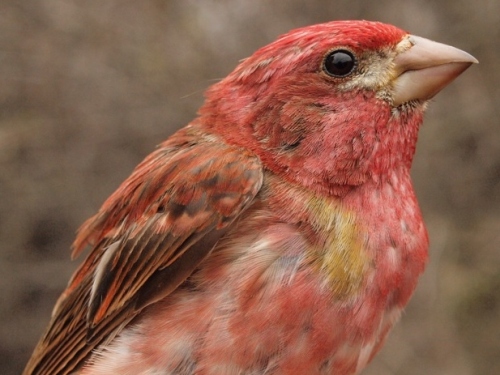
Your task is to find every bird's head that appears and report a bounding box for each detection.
[201,20,476,196]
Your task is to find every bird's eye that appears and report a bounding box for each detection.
[323,50,356,77]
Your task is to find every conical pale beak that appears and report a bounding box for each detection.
[392,35,478,106]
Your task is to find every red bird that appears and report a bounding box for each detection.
[24,20,476,375]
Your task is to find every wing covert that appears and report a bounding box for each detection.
[24,125,263,375]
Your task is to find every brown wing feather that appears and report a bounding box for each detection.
[23,125,263,375]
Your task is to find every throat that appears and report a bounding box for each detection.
[344,170,429,306]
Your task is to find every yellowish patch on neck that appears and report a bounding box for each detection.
[306,196,369,298]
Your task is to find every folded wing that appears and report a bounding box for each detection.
[24,126,263,375]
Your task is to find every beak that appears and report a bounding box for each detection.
[392,35,478,106]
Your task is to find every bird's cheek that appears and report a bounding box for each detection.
[307,131,375,186]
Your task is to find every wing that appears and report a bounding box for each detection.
[24,125,263,375]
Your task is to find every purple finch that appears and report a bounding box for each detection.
[24,20,476,375]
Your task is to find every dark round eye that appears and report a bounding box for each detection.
[323,50,356,77]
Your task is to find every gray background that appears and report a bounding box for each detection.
[1,1,498,374]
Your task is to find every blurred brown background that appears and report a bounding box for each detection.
[1,1,498,374]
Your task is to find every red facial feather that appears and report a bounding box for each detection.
[24,20,475,375]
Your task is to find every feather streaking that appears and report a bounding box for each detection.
[24,20,476,375]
